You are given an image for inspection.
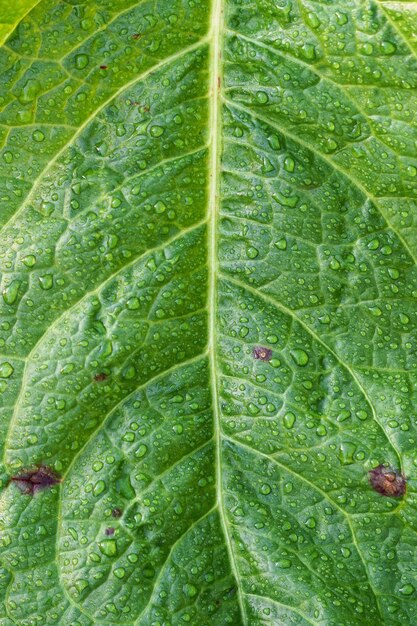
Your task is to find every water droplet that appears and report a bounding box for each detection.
[3,280,22,305]
[22,254,36,267]
[316,424,327,437]
[338,442,356,465]
[18,79,41,104]
[381,41,396,55]
[361,43,374,56]
[39,274,53,290]
[356,410,368,421]
[32,130,45,143]
[290,349,309,366]
[98,539,117,557]
[284,156,295,172]
[68,527,78,540]
[122,365,136,380]
[114,567,126,579]
[183,583,198,597]
[135,444,148,458]
[275,237,287,250]
[248,402,260,416]
[274,192,298,208]
[126,297,140,310]
[154,200,166,213]
[75,54,89,69]
[260,483,271,495]
[341,547,351,558]
[305,517,316,529]
[399,584,415,596]
[149,125,164,137]
[283,412,296,429]
[247,246,259,259]
[93,480,106,496]
[267,134,280,150]
[306,12,320,28]
[336,11,348,25]
[256,91,269,104]
[0,362,14,378]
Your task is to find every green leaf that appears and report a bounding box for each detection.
[1,1,417,624]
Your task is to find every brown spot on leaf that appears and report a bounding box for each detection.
[132,33,142,40]
[253,346,272,361]
[11,466,61,495]
[111,508,122,518]
[100,65,108,70]
[105,527,115,536]
[369,464,406,497]
[94,372,108,382]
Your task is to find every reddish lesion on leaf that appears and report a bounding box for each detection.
[94,372,108,382]
[10,466,61,495]
[369,464,406,497]
[253,346,272,361]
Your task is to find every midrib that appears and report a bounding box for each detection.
[207,0,248,622]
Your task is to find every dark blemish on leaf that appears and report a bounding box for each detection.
[128,100,150,112]
[253,346,272,361]
[100,65,108,70]
[111,507,122,518]
[132,33,142,40]
[94,372,108,382]
[11,466,61,495]
[105,527,115,536]
[369,464,406,497]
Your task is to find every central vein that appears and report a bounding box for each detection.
[207,0,247,622]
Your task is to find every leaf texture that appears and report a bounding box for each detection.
[1,1,417,624]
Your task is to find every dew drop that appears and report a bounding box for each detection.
[75,54,89,69]
[39,274,53,290]
[135,444,148,458]
[338,442,356,465]
[32,130,45,143]
[247,246,259,259]
[3,280,22,305]
[149,125,164,137]
[283,412,296,429]
[0,362,14,378]
[256,91,269,104]
[98,539,117,557]
[290,348,309,366]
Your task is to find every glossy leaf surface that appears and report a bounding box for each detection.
[1,1,417,624]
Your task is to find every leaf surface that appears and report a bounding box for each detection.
[1,1,417,624]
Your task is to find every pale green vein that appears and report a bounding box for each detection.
[133,506,218,625]
[0,0,42,46]
[374,0,417,58]
[221,273,403,470]
[208,0,247,623]
[55,352,210,622]
[223,98,417,267]
[246,593,317,626]
[2,219,208,464]
[0,35,209,239]
[224,436,384,622]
